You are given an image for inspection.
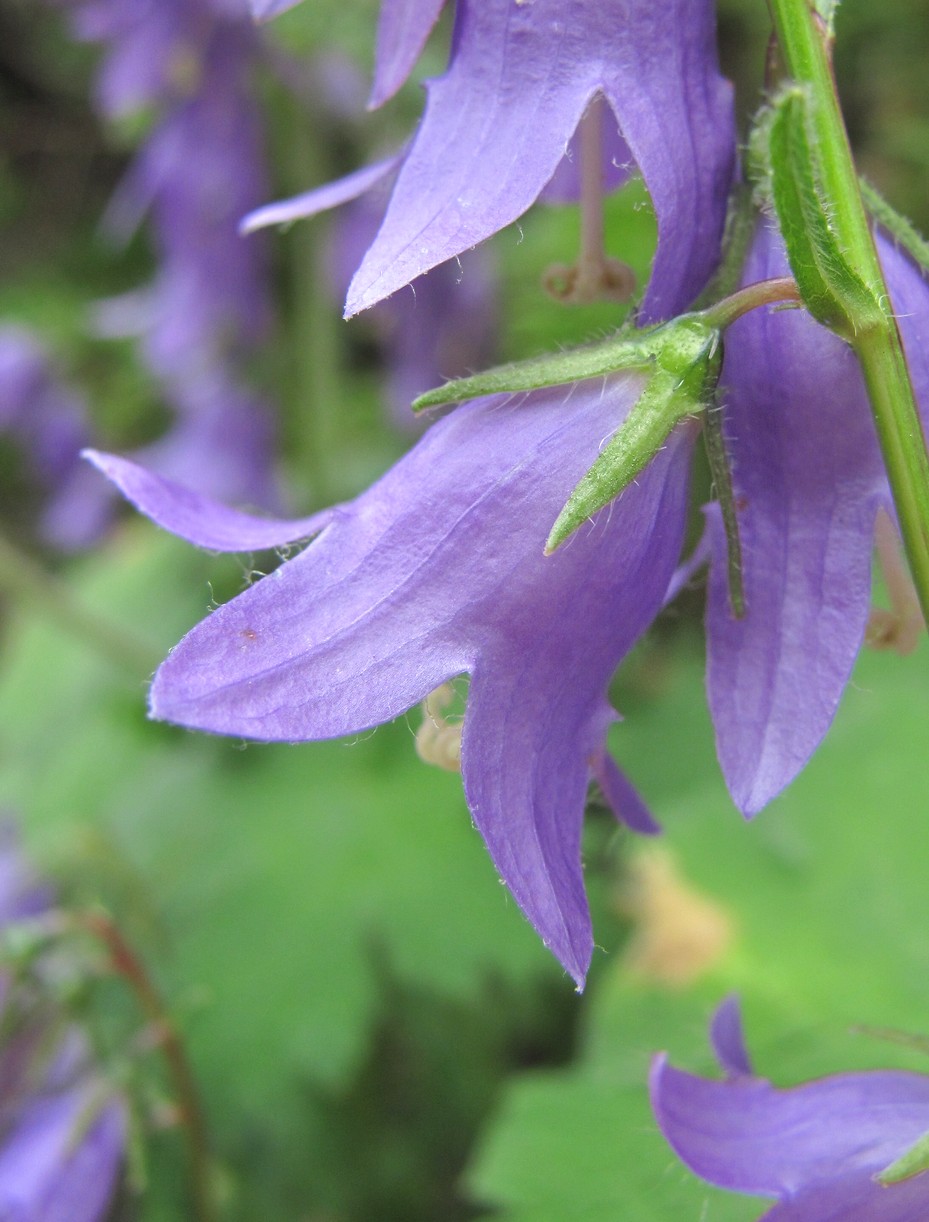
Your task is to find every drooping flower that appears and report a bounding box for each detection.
[87,374,697,987]
[0,327,112,551]
[651,997,929,1220]
[0,824,127,1221]
[705,222,929,814]
[246,0,737,324]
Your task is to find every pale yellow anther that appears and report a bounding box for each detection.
[415,683,463,772]
[618,847,733,987]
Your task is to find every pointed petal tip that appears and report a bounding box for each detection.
[710,995,753,1077]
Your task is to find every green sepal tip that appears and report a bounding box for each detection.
[877,1128,929,1186]
[545,320,722,554]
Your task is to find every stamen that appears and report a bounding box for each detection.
[415,683,463,772]
[541,99,636,306]
[866,508,923,655]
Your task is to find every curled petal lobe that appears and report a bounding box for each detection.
[241,155,402,236]
[145,380,693,982]
[83,451,334,552]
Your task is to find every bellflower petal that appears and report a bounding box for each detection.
[707,225,892,814]
[84,451,333,552]
[710,993,754,1077]
[652,1002,929,1221]
[369,0,447,108]
[241,155,402,236]
[346,0,735,320]
[128,380,693,984]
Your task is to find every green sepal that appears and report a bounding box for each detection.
[766,86,881,337]
[702,384,745,618]
[861,179,929,278]
[411,329,654,413]
[877,1128,929,1185]
[545,321,722,554]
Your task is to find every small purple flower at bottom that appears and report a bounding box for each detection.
[0,825,127,1221]
[651,997,929,1220]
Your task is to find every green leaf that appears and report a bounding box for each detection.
[879,1128,929,1185]
[766,86,881,335]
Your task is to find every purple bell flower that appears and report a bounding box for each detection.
[0,824,127,1222]
[245,0,736,324]
[87,376,697,987]
[651,997,929,1220]
[705,223,929,815]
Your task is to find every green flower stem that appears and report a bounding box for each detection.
[701,276,801,329]
[279,93,340,509]
[80,910,217,1222]
[767,0,929,628]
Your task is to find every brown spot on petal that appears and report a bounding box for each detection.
[241,627,258,642]
[618,847,733,987]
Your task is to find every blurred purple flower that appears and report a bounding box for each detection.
[56,0,280,510]
[0,824,126,1221]
[651,997,929,1220]
[87,376,697,987]
[0,328,112,551]
[246,0,736,323]
[706,224,929,815]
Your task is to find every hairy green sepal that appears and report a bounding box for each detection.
[764,87,881,336]
[545,319,721,553]
[411,329,654,413]
[414,315,737,594]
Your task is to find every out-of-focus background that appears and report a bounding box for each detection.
[1,0,928,1217]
